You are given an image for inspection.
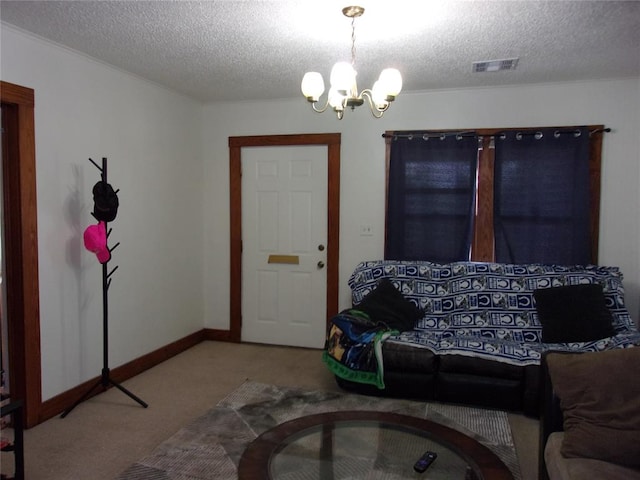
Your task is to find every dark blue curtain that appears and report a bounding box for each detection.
[493,127,591,264]
[386,134,479,262]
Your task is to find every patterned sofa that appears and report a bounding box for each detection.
[323,260,640,416]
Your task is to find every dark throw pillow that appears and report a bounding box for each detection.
[534,284,615,343]
[354,279,423,332]
[546,348,640,467]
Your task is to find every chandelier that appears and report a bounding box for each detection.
[301,6,402,120]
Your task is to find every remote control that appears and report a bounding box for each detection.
[413,451,437,473]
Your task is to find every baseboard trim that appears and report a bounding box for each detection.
[203,328,236,342]
[38,329,207,424]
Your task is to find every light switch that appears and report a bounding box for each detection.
[360,225,373,236]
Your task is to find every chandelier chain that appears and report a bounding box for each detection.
[351,16,357,68]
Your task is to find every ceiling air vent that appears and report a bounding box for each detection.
[473,58,519,73]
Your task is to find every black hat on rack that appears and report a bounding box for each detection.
[92,181,119,222]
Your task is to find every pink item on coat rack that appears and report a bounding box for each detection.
[83,221,110,264]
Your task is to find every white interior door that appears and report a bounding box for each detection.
[241,145,328,348]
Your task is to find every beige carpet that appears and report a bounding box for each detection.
[19,341,539,479]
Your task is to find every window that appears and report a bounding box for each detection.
[385,126,606,265]
[386,133,478,262]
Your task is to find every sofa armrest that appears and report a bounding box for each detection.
[538,351,565,480]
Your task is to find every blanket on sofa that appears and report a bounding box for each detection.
[342,261,640,372]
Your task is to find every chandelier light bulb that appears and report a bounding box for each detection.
[300,5,402,119]
[330,62,356,95]
[371,81,389,110]
[328,88,346,110]
[301,72,325,101]
[378,68,403,98]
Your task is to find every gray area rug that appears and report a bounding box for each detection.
[117,381,521,479]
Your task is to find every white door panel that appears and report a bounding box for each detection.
[242,145,327,348]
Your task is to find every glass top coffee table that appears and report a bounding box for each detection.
[238,411,514,479]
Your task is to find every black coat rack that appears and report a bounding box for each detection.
[62,157,147,418]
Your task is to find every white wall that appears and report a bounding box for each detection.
[1,25,204,400]
[202,78,640,329]
[2,23,639,402]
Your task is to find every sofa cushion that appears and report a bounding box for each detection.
[354,279,423,332]
[438,354,523,379]
[545,432,640,480]
[382,341,437,373]
[546,348,640,468]
[534,284,615,343]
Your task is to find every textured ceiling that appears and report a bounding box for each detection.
[1,0,639,103]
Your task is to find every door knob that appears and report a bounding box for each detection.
[318,244,325,251]
[317,261,325,269]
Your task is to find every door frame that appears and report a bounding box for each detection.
[228,133,341,343]
[1,81,41,428]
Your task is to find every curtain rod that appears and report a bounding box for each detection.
[382,127,610,140]
[590,127,611,135]
[381,131,477,140]
[498,127,611,139]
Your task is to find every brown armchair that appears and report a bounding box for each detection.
[538,349,640,480]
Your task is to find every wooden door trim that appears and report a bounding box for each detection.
[1,81,41,428]
[228,133,341,343]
